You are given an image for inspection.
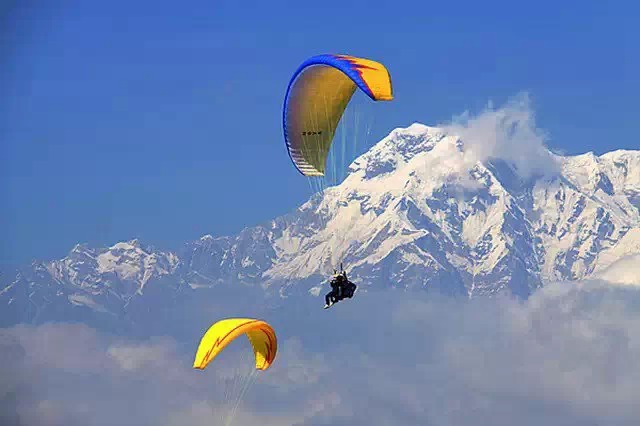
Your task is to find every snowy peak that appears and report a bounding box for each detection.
[181,226,278,288]
[562,152,614,196]
[45,239,178,298]
[563,150,640,198]
[596,150,640,213]
[601,150,640,185]
[349,123,452,180]
[257,124,550,297]
[96,240,179,290]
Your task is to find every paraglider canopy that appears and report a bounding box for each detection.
[283,54,393,177]
[193,318,277,371]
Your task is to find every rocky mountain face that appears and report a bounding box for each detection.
[2,124,639,326]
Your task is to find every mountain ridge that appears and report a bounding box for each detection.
[2,122,639,326]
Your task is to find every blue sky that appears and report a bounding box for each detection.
[1,0,638,265]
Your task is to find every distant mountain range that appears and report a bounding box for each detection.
[2,123,639,327]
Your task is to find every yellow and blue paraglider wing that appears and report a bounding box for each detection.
[193,318,277,371]
[283,54,393,177]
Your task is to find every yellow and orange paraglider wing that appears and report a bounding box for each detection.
[245,322,277,370]
[193,318,277,371]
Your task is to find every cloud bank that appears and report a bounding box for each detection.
[2,275,640,426]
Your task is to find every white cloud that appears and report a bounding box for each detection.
[440,92,560,181]
[107,338,178,372]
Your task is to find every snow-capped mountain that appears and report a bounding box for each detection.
[1,240,180,326]
[2,123,639,326]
